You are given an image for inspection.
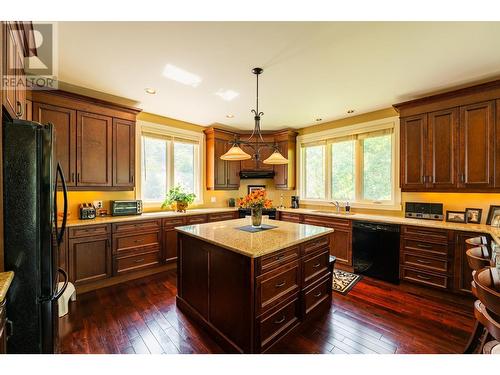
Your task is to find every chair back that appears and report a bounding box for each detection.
[474,267,500,317]
[466,245,492,271]
[466,236,488,249]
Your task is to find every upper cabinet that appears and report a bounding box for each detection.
[204,127,297,190]
[30,90,141,190]
[395,80,500,193]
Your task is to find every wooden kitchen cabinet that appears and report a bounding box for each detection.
[205,127,240,190]
[0,299,6,354]
[400,114,427,190]
[112,118,135,188]
[33,102,77,186]
[162,217,185,263]
[68,225,112,286]
[453,231,485,295]
[273,131,297,190]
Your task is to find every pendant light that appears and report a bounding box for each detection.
[220,68,288,164]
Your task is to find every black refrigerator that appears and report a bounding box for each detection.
[3,118,69,353]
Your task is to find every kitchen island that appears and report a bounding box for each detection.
[175,218,334,353]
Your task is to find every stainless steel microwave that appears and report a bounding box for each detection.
[111,200,143,216]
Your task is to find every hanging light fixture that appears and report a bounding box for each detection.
[220,68,288,165]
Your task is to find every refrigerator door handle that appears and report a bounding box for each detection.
[52,268,69,301]
[55,163,68,246]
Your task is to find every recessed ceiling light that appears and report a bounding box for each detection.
[347,109,355,114]
[145,88,156,95]
[315,118,322,122]
[162,64,202,87]
[215,89,240,102]
[226,114,235,118]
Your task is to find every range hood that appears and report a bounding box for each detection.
[239,170,275,179]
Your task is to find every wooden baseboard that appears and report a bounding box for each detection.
[77,263,176,294]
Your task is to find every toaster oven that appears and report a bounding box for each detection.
[111,200,143,216]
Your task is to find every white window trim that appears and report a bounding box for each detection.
[297,116,401,211]
[135,120,204,208]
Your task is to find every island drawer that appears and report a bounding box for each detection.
[185,215,208,225]
[256,261,300,315]
[114,250,161,275]
[279,212,301,223]
[260,246,300,273]
[162,217,185,228]
[303,249,330,287]
[112,220,161,234]
[401,226,449,244]
[259,297,300,349]
[302,235,330,254]
[401,252,450,274]
[401,238,449,257]
[113,232,161,254]
[69,224,110,239]
[303,274,331,316]
[401,266,449,289]
[208,212,238,222]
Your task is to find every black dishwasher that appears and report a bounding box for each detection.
[352,221,400,284]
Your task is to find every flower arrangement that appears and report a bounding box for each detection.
[161,185,196,212]
[237,189,273,209]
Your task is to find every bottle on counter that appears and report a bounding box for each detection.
[345,201,351,214]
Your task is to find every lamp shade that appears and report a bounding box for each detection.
[220,145,251,161]
[263,150,288,165]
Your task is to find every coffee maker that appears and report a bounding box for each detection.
[291,196,300,209]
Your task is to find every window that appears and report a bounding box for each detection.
[299,118,400,209]
[138,121,202,205]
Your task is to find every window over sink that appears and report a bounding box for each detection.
[298,117,401,210]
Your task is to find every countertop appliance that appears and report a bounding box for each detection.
[238,208,277,220]
[352,221,400,284]
[291,196,299,209]
[405,202,443,220]
[3,119,69,353]
[111,200,143,216]
[79,203,96,219]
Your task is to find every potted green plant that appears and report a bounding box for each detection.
[161,185,196,213]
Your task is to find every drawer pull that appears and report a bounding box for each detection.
[417,243,433,249]
[312,262,321,269]
[314,291,322,298]
[134,258,145,263]
[275,280,286,288]
[134,239,143,243]
[273,316,286,324]
[416,259,432,264]
[416,274,431,280]
[274,255,284,261]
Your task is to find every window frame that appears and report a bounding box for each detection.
[297,116,401,211]
[136,120,204,208]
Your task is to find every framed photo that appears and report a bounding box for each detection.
[486,205,500,226]
[446,210,466,223]
[465,208,482,224]
[248,185,266,194]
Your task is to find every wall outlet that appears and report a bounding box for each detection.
[210,197,217,203]
[93,200,103,209]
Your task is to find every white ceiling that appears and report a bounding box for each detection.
[57,22,500,130]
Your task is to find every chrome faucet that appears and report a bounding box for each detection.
[330,201,341,213]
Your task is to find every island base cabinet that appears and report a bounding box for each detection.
[0,300,6,354]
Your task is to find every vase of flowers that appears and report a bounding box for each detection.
[161,185,196,213]
[237,190,273,228]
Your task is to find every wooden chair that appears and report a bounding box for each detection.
[467,246,493,278]
[473,267,500,354]
[465,236,489,248]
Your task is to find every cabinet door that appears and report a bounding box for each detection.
[400,114,427,190]
[226,159,240,189]
[68,235,112,285]
[33,102,77,186]
[76,111,113,187]
[2,23,20,119]
[274,141,288,188]
[164,228,178,263]
[214,138,228,189]
[112,118,135,188]
[427,108,459,189]
[331,227,352,266]
[240,143,257,170]
[14,38,25,120]
[257,135,275,171]
[453,232,477,295]
[496,99,500,188]
[459,101,495,189]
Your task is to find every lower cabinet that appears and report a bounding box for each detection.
[68,225,112,286]
[163,217,185,263]
[453,231,479,295]
[0,299,6,354]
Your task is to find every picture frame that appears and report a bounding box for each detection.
[486,205,500,226]
[247,185,266,194]
[446,210,466,223]
[465,208,482,224]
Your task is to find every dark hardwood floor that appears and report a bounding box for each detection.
[59,270,474,354]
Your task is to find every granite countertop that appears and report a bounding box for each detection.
[175,217,334,258]
[277,208,500,244]
[64,208,239,227]
[0,271,14,303]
